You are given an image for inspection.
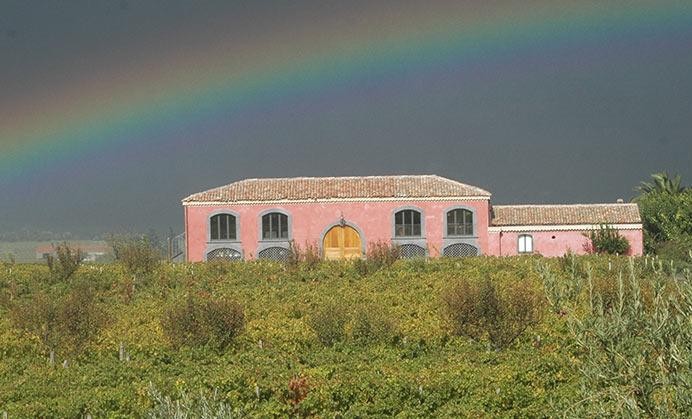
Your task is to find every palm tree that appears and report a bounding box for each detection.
[635,172,686,196]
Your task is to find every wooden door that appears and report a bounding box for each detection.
[323,226,362,260]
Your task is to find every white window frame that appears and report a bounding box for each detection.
[518,234,533,254]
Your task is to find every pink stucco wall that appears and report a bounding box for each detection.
[185,199,490,261]
[487,229,643,257]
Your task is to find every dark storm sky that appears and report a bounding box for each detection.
[0,1,691,235]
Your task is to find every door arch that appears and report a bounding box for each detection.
[322,225,362,260]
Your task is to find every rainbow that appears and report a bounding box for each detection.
[1,1,691,180]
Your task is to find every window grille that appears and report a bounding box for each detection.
[443,243,478,257]
[206,247,242,261]
[258,246,290,261]
[398,243,426,259]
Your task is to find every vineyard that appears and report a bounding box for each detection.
[0,255,689,417]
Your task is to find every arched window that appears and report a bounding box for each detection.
[394,209,422,237]
[210,213,237,241]
[447,208,473,236]
[518,234,533,253]
[262,212,289,240]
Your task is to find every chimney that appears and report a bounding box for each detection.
[616,198,624,204]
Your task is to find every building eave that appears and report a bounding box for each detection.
[488,223,643,232]
[182,195,491,206]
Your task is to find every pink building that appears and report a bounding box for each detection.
[182,175,643,262]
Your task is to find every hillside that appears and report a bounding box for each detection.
[0,241,112,264]
[0,256,689,417]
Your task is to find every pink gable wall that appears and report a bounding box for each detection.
[185,199,490,261]
[487,229,643,257]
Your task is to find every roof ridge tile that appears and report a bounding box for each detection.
[183,175,491,202]
[491,202,641,226]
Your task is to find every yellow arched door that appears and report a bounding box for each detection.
[323,225,362,260]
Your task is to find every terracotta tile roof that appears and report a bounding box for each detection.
[491,203,641,226]
[183,175,491,203]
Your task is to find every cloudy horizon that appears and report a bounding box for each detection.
[1,1,690,236]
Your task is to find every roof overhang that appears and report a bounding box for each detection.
[183,195,491,206]
[488,223,643,232]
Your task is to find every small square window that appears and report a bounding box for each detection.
[518,234,533,253]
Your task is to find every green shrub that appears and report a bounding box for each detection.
[558,251,587,279]
[351,305,397,344]
[368,241,399,266]
[1,253,16,266]
[354,241,400,275]
[655,237,692,270]
[48,242,83,282]
[287,241,321,269]
[568,260,691,416]
[636,190,692,252]
[58,281,106,355]
[161,294,245,349]
[538,254,586,314]
[286,375,310,409]
[108,235,161,275]
[307,302,348,346]
[3,257,688,416]
[352,257,369,277]
[443,277,544,349]
[585,225,631,255]
[146,383,241,418]
[206,259,234,276]
[9,281,105,362]
[590,272,621,313]
[162,296,200,348]
[202,297,246,348]
[9,291,61,362]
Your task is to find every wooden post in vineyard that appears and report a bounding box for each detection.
[118,341,130,362]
